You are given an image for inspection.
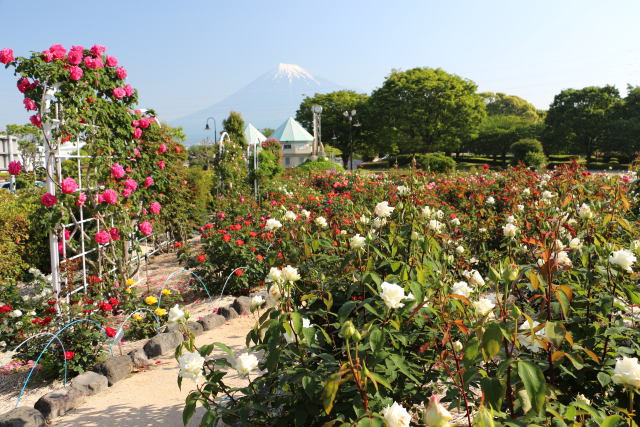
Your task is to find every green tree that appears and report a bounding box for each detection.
[365,67,486,155]
[296,90,369,168]
[543,86,621,163]
[469,115,541,165]
[481,92,542,122]
[604,85,640,160]
[261,128,275,138]
[6,123,40,170]
[188,144,215,169]
[222,111,247,149]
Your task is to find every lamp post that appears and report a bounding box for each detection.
[204,117,217,169]
[343,109,357,170]
[311,105,323,159]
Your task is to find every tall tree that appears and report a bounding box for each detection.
[222,111,247,149]
[261,128,275,138]
[469,115,542,165]
[365,67,485,154]
[480,92,541,122]
[6,123,40,170]
[543,86,621,162]
[296,90,369,167]
[604,85,640,159]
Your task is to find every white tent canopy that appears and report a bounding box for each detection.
[244,123,267,146]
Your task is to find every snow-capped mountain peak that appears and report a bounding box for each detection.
[273,63,318,83]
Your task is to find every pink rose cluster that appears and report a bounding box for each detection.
[76,192,87,206]
[138,221,152,236]
[61,177,78,194]
[144,176,154,188]
[41,193,58,207]
[8,160,21,175]
[94,230,111,245]
[111,163,125,179]
[149,202,161,215]
[23,97,37,111]
[98,189,118,205]
[17,78,37,93]
[131,113,156,140]
[0,48,14,64]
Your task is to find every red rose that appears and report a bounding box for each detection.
[234,269,243,276]
[41,193,58,207]
[197,254,206,263]
[105,327,117,338]
[0,48,14,64]
[64,351,75,360]
[222,234,231,242]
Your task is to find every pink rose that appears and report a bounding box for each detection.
[17,78,31,93]
[144,176,154,188]
[70,45,84,52]
[111,163,125,179]
[49,44,66,60]
[69,66,83,81]
[124,84,133,97]
[109,227,120,241]
[138,221,152,236]
[8,161,22,175]
[67,50,82,65]
[0,48,14,64]
[61,177,78,194]
[23,98,37,111]
[41,193,58,207]
[90,44,106,57]
[138,118,150,129]
[106,55,118,67]
[121,188,132,198]
[94,230,111,245]
[83,56,95,68]
[116,67,127,79]
[132,120,139,127]
[133,148,140,157]
[157,143,167,153]
[124,179,138,191]
[157,161,165,170]
[112,87,126,99]
[133,128,142,139]
[41,50,54,63]
[101,189,118,204]
[75,192,87,206]
[92,57,104,69]
[30,115,42,128]
[64,229,71,240]
[149,202,161,215]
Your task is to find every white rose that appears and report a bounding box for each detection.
[612,357,640,389]
[372,217,387,228]
[374,201,395,218]
[178,352,205,383]
[265,218,282,231]
[423,394,452,426]
[434,210,444,219]
[451,218,460,226]
[569,237,582,249]
[502,223,518,238]
[429,219,444,233]
[522,188,531,195]
[473,297,495,316]
[478,227,487,233]
[380,282,413,310]
[381,402,411,427]
[359,215,370,224]
[396,185,410,196]
[250,295,265,311]
[610,249,636,273]
[421,206,432,218]
[506,215,516,223]
[301,209,311,218]
[468,270,485,287]
[283,211,297,221]
[541,190,554,201]
[266,267,283,283]
[486,196,495,205]
[268,285,282,302]
[555,251,573,269]
[455,245,464,255]
[315,216,328,228]
[167,305,185,325]
[9,310,22,318]
[578,203,593,219]
[350,234,366,249]
[451,281,472,298]
[281,265,301,282]
[517,204,524,212]
[234,353,259,376]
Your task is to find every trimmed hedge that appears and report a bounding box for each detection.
[296,158,344,172]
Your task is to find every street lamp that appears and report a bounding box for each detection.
[311,105,323,158]
[204,117,217,169]
[343,109,357,170]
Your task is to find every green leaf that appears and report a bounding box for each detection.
[338,301,356,322]
[213,342,234,358]
[199,410,217,427]
[463,337,480,366]
[321,372,343,415]
[369,327,383,353]
[597,372,611,387]
[517,360,547,416]
[291,311,303,335]
[389,354,419,382]
[544,321,565,348]
[355,417,384,427]
[600,415,622,427]
[183,393,198,425]
[198,344,214,357]
[480,377,505,410]
[482,323,502,360]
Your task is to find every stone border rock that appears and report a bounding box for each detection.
[0,293,269,425]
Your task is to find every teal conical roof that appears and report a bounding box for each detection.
[271,117,313,143]
[244,123,267,145]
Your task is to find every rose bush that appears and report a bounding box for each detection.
[178,163,640,425]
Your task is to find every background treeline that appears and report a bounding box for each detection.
[294,67,640,169]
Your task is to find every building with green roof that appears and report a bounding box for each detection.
[271,117,314,167]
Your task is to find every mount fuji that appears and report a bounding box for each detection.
[172,63,345,145]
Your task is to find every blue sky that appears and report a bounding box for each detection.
[1,0,639,128]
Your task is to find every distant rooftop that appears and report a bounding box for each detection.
[271,117,313,143]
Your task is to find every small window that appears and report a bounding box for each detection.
[285,157,290,166]
[284,144,292,149]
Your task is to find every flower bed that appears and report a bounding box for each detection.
[177,163,640,425]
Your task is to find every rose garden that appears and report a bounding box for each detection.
[1,45,640,427]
